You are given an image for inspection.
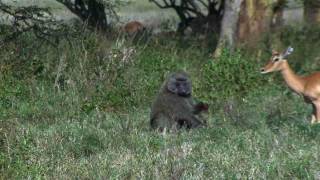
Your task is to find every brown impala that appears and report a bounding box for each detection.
[261,47,320,124]
[123,21,145,36]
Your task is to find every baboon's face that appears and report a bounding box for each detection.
[167,72,192,97]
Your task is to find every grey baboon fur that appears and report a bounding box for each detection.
[150,71,208,131]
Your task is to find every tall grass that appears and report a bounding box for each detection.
[1,25,320,179]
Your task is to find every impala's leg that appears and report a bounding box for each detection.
[314,101,320,123]
[311,103,317,124]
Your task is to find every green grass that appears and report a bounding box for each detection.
[1,25,320,179]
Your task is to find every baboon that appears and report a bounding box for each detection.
[150,71,208,131]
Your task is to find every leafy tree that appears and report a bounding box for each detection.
[55,0,120,31]
[0,0,121,46]
[0,1,71,47]
[150,0,224,35]
[150,0,286,57]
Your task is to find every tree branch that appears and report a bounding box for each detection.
[0,1,75,47]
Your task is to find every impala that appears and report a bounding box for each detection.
[261,47,320,124]
[123,21,145,36]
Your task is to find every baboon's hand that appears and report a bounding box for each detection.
[194,102,209,114]
[177,115,205,129]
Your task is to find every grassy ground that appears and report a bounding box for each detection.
[1,25,320,179]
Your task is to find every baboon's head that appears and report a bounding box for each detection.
[166,71,192,97]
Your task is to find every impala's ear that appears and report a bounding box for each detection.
[281,46,294,59]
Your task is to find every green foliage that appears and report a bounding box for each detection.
[277,25,320,72]
[201,49,267,101]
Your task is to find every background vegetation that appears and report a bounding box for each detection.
[1,0,320,179]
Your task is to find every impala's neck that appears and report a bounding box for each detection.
[280,61,305,94]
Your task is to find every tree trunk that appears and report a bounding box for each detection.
[213,0,244,58]
[56,0,108,31]
[213,0,285,57]
[304,0,320,24]
[237,0,274,44]
[87,0,108,30]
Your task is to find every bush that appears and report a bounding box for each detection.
[200,49,267,101]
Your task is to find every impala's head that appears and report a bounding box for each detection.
[260,47,294,74]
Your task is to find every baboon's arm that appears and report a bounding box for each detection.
[177,113,204,128]
[194,102,209,114]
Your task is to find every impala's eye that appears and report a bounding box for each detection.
[273,57,280,62]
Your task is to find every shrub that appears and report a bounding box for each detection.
[200,49,267,101]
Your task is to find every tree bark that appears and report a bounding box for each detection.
[55,0,108,31]
[213,0,244,58]
[237,0,274,44]
[87,0,108,30]
[304,0,320,24]
[213,0,283,57]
